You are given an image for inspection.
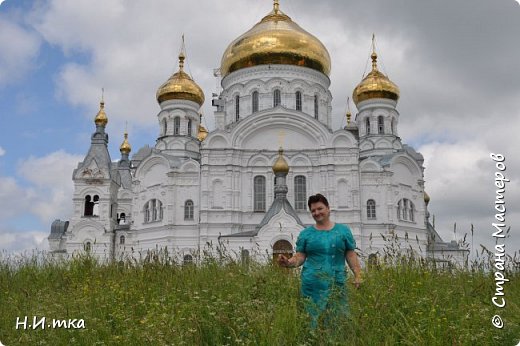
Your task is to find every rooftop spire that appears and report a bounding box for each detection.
[94,89,108,127]
[346,96,352,124]
[120,129,131,155]
[178,35,186,72]
[371,33,378,71]
[273,0,280,14]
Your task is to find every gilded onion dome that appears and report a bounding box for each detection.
[120,131,131,155]
[156,52,205,106]
[94,99,108,126]
[272,147,289,174]
[197,124,208,141]
[424,191,430,205]
[220,0,331,77]
[352,48,399,105]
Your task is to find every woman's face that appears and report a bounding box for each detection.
[310,201,330,223]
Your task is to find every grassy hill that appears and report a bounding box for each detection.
[1,249,519,345]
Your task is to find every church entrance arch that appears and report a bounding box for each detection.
[272,239,293,262]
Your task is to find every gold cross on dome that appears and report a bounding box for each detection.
[273,0,280,13]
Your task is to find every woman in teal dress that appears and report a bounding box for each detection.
[278,194,362,328]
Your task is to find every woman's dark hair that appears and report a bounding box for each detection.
[307,193,329,210]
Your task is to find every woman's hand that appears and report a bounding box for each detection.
[277,254,291,267]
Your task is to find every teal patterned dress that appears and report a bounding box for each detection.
[295,223,356,327]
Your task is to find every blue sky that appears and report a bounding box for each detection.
[1,0,519,257]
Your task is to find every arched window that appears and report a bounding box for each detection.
[235,95,240,121]
[120,235,125,245]
[314,94,319,119]
[84,195,93,216]
[84,241,91,253]
[152,199,157,220]
[174,117,180,135]
[273,89,281,107]
[144,199,163,223]
[144,202,150,223]
[252,91,259,113]
[397,198,415,222]
[378,116,384,134]
[295,91,302,111]
[92,195,100,216]
[118,212,126,225]
[367,199,376,219]
[187,119,192,136]
[254,175,266,212]
[163,118,168,136]
[365,117,371,135]
[184,200,194,220]
[183,254,193,265]
[294,175,306,210]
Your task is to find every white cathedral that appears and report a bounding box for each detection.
[48,1,467,265]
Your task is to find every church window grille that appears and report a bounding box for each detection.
[92,195,100,216]
[144,199,163,223]
[296,91,302,111]
[294,175,307,210]
[152,199,157,220]
[118,212,126,225]
[184,200,194,220]
[314,94,319,119]
[235,95,240,121]
[273,89,281,107]
[163,119,167,135]
[183,254,193,265]
[84,241,91,253]
[397,198,415,222]
[252,91,259,113]
[254,175,266,212]
[367,199,376,219]
[174,117,180,135]
[188,119,192,136]
[378,116,384,134]
[120,235,125,245]
[366,118,371,135]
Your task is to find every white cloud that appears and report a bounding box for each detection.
[419,141,520,255]
[0,16,41,86]
[17,150,83,223]
[0,150,82,253]
[0,146,5,156]
[0,230,49,253]
[30,0,263,129]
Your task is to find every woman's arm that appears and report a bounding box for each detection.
[346,250,362,288]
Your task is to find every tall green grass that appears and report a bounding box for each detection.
[0,247,518,345]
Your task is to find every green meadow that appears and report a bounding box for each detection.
[1,247,519,346]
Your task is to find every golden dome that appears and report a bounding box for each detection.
[272,147,289,174]
[94,99,108,126]
[353,51,399,105]
[424,191,430,205]
[120,131,131,154]
[156,52,205,106]
[197,124,208,141]
[220,0,331,77]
